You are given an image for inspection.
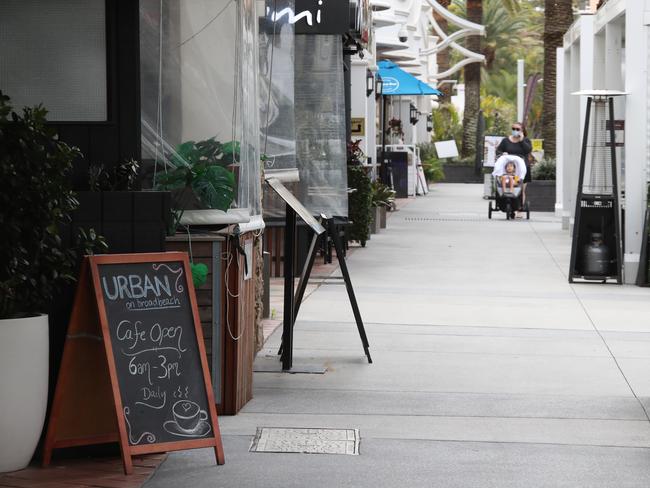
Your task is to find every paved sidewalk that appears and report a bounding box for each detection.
[146,184,650,488]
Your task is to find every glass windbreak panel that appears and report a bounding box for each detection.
[582,100,613,196]
[0,0,107,121]
[140,0,261,219]
[294,35,348,217]
[259,0,297,219]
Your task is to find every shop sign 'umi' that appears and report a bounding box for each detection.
[266,1,324,26]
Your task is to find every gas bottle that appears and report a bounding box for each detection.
[582,233,609,276]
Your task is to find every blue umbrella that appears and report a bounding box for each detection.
[377,60,442,96]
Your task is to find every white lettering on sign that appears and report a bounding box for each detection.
[102,274,172,301]
[266,0,323,26]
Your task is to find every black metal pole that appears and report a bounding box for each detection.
[293,232,319,319]
[281,205,297,370]
[608,97,623,283]
[569,97,593,282]
[329,220,372,364]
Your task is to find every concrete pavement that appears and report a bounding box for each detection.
[145,184,650,487]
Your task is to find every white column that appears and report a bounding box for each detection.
[623,4,647,283]
[605,21,624,90]
[593,31,606,90]
[351,58,369,155]
[517,59,525,122]
[563,43,581,231]
[556,47,565,218]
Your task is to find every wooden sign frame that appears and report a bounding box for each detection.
[43,252,224,474]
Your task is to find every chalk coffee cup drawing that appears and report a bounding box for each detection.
[172,400,208,431]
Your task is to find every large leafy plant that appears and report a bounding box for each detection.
[370,180,396,209]
[0,92,82,319]
[154,138,237,222]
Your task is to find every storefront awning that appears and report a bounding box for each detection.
[377,60,442,96]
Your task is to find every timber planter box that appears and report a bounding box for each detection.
[442,164,483,183]
[526,180,556,212]
[166,232,257,415]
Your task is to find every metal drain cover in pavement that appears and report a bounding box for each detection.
[249,428,359,455]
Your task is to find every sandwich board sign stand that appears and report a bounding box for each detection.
[43,252,225,474]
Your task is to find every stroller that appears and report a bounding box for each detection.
[488,154,530,220]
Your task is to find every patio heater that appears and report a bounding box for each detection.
[569,91,625,283]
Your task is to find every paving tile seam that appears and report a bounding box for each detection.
[293,321,606,334]
[359,437,650,451]
[280,347,616,359]
[251,386,641,399]
[529,219,650,423]
[215,433,650,451]
[238,411,647,422]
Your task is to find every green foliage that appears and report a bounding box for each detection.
[370,180,396,208]
[450,0,545,136]
[89,158,141,191]
[0,92,81,318]
[417,143,446,181]
[347,139,366,165]
[422,159,446,182]
[532,157,556,180]
[481,94,517,136]
[154,138,237,222]
[347,165,372,246]
[171,138,240,168]
[431,103,463,148]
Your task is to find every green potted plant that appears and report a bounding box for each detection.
[154,138,237,229]
[347,140,372,246]
[370,180,396,232]
[0,92,104,472]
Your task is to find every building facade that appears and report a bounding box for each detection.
[557,0,650,283]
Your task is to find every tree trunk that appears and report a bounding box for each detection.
[542,0,573,158]
[461,0,483,157]
[434,0,453,99]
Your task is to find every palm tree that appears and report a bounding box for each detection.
[461,0,483,157]
[542,0,573,158]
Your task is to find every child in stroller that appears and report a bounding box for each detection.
[488,154,530,220]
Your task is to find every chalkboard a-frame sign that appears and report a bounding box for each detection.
[43,252,224,474]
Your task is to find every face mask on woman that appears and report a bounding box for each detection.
[512,129,522,137]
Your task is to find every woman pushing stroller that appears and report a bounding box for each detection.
[488,154,529,220]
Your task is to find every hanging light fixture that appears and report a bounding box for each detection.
[366,69,374,97]
[375,73,383,98]
[409,104,419,125]
[426,114,433,132]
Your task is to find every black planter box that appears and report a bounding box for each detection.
[442,165,483,183]
[73,191,172,253]
[526,180,556,212]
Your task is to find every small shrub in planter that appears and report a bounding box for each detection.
[347,165,372,246]
[0,92,100,318]
[532,158,556,180]
[421,158,445,183]
[0,92,105,472]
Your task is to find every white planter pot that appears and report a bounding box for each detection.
[0,314,49,473]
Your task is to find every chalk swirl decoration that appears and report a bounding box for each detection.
[123,407,156,445]
[152,263,184,292]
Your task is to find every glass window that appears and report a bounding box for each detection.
[0,0,107,121]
